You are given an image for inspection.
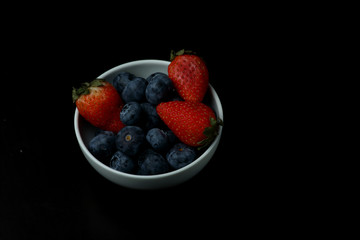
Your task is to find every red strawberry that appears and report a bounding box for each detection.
[101,107,124,133]
[156,101,223,148]
[72,79,125,133]
[168,49,209,102]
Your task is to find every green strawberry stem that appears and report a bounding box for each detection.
[197,117,224,150]
[170,49,196,61]
[72,79,105,103]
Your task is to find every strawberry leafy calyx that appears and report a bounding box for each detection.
[72,79,106,103]
[170,49,196,61]
[197,117,224,150]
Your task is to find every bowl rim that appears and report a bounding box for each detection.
[74,59,223,179]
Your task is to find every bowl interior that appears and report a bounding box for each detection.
[75,60,223,179]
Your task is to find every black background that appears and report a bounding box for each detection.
[0,14,307,238]
[0,30,247,238]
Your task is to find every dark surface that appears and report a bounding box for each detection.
[1,18,307,236]
[1,40,250,239]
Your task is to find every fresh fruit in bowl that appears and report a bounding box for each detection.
[168,49,209,102]
[73,52,223,189]
[72,80,125,133]
[73,51,222,176]
[156,101,222,148]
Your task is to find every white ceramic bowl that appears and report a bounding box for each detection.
[74,60,223,190]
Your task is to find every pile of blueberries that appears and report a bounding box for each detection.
[88,72,198,175]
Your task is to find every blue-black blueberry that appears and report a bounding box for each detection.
[121,77,147,103]
[88,131,116,162]
[166,143,197,169]
[145,73,174,105]
[120,102,142,126]
[115,126,145,156]
[137,149,170,175]
[146,128,171,152]
[112,71,136,95]
[109,151,135,173]
[139,102,160,130]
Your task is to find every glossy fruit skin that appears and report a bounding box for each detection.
[120,102,142,126]
[166,143,196,169]
[168,54,209,102]
[115,126,145,156]
[121,77,147,103]
[112,71,136,94]
[146,72,168,84]
[110,151,135,173]
[137,149,170,175]
[74,80,125,133]
[145,73,174,105]
[156,101,216,147]
[88,131,116,162]
[146,128,171,152]
[102,107,125,133]
[139,103,160,130]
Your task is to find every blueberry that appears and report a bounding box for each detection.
[146,72,168,84]
[113,71,136,94]
[94,129,116,137]
[88,131,116,161]
[146,128,171,151]
[140,103,160,130]
[120,102,142,126]
[137,149,170,175]
[115,126,145,156]
[121,77,147,103]
[110,151,135,173]
[145,73,174,105]
[166,143,197,169]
